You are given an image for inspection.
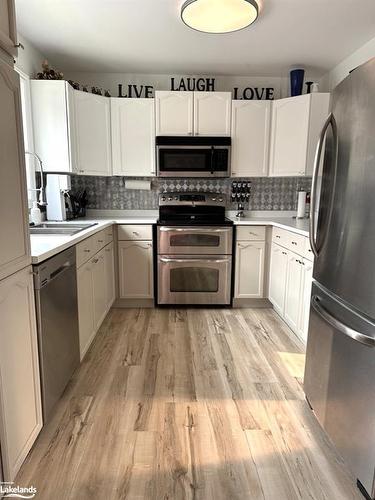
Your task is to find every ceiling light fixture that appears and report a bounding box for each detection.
[181,0,259,34]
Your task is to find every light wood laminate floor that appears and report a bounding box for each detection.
[17,307,362,499]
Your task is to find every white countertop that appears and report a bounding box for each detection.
[30,212,309,264]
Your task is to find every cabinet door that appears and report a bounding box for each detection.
[231,100,270,177]
[77,261,95,360]
[269,95,310,176]
[0,0,17,57]
[0,60,30,281]
[118,241,153,299]
[104,242,115,311]
[268,243,288,315]
[235,241,265,298]
[74,90,112,175]
[284,253,304,332]
[194,92,231,136]
[298,258,314,343]
[155,91,193,136]
[92,250,107,330]
[111,98,155,176]
[0,267,42,480]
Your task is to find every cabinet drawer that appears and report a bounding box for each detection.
[237,226,266,241]
[105,226,113,245]
[302,237,314,261]
[76,237,96,267]
[284,231,306,255]
[272,226,290,247]
[93,229,108,253]
[118,224,153,241]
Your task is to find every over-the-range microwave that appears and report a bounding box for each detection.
[156,136,231,177]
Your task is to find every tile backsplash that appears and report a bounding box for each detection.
[71,176,312,211]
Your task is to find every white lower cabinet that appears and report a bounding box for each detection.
[77,237,115,360]
[284,254,304,332]
[118,240,153,299]
[0,266,43,480]
[269,238,313,343]
[77,260,95,359]
[104,242,116,309]
[92,249,107,331]
[269,243,288,315]
[235,241,265,298]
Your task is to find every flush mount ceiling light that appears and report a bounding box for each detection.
[181,0,259,34]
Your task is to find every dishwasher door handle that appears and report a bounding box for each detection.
[41,261,74,287]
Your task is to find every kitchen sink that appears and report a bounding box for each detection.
[29,222,98,235]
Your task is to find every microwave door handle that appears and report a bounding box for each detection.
[210,146,214,174]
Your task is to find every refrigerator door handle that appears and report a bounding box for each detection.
[312,295,375,347]
[309,112,338,258]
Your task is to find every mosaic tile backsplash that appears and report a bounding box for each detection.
[71,176,312,211]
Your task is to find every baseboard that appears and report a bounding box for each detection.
[114,298,155,308]
[232,298,272,308]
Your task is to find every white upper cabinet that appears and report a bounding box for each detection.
[0,267,42,480]
[0,0,18,57]
[73,90,112,176]
[231,100,271,177]
[0,60,30,281]
[269,93,330,177]
[111,98,155,176]
[31,80,77,174]
[194,91,231,136]
[155,91,193,136]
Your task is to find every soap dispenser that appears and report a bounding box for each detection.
[30,201,42,225]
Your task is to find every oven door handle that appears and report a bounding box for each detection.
[159,227,231,233]
[159,257,231,264]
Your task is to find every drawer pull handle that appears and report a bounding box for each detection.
[98,239,104,243]
[292,241,297,245]
[282,251,287,255]
[276,235,281,239]
[84,249,91,253]
[133,231,140,236]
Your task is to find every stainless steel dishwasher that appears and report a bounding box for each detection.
[33,247,80,422]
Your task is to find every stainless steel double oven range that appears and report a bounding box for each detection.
[156,192,234,306]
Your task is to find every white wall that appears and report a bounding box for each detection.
[321,35,375,90]
[15,33,46,77]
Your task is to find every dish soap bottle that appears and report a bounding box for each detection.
[30,201,42,225]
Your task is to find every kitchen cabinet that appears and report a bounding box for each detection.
[194,91,231,136]
[298,258,313,343]
[0,59,31,281]
[31,80,77,173]
[268,243,288,315]
[77,260,95,359]
[92,249,107,331]
[118,240,153,299]
[0,266,42,480]
[73,90,112,176]
[77,230,115,360]
[104,242,115,311]
[269,93,330,176]
[155,91,193,136]
[231,100,271,177]
[284,253,304,332]
[0,0,18,57]
[155,90,232,136]
[111,98,155,176]
[235,241,265,298]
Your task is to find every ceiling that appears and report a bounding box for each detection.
[15,0,375,77]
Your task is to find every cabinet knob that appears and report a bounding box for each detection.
[98,239,104,243]
[84,249,91,253]
[292,241,297,245]
[276,235,280,239]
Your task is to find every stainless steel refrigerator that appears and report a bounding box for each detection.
[304,57,375,500]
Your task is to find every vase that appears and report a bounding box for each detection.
[290,69,305,97]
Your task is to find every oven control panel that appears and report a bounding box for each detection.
[159,192,226,207]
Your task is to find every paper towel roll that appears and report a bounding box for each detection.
[297,191,306,218]
[124,179,151,190]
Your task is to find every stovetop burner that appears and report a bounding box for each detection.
[158,191,232,226]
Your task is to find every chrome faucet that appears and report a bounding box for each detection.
[25,151,47,206]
